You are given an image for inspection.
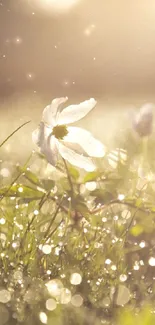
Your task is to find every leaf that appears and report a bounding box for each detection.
[59,178,71,192]
[130,224,143,237]
[18,167,41,186]
[91,214,101,227]
[83,171,102,183]
[135,198,143,208]
[41,179,55,191]
[74,203,89,216]
[91,189,115,204]
[18,197,42,204]
[0,184,44,199]
[72,195,90,216]
[118,309,134,325]
[68,166,79,180]
[124,246,143,254]
[139,307,155,325]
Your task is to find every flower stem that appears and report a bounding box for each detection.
[138,136,148,178]
[0,152,32,202]
[91,199,151,215]
[62,158,74,198]
[43,198,63,242]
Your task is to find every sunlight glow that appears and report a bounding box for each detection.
[30,0,81,13]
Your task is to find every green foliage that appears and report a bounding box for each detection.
[1,130,155,324]
[117,306,155,325]
[83,171,102,183]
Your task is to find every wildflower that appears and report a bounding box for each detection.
[132,103,153,137]
[32,97,105,171]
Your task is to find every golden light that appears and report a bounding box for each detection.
[29,0,81,13]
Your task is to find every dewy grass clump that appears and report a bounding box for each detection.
[0,98,155,324]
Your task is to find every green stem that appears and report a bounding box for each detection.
[45,219,64,241]
[142,136,148,160]
[62,158,74,198]
[0,120,31,148]
[120,208,139,238]
[0,152,32,202]
[43,198,63,242]
[91,199,151,215]
[138,136,148,177]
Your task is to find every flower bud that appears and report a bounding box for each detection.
[132,104,153,137]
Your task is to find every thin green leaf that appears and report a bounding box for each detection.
[0,120,31,148]
[0,184,44,198]
[83,171,102,183]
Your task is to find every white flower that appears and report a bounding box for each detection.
[32,97,105,171]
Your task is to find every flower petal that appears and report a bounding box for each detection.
[46,135,59,166]
[58,98,97,125]
[57,141,96,171]
[42,97,68,126]
[32,122,58,166]
[32,122,48,148]
[140,103,153,116]
[32,128,40,146]
[63,127,106,157]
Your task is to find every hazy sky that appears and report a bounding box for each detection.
[1,0,155,100]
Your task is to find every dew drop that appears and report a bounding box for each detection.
[47,270,51,275]
[149,257,155,266]
[119,274,128,282]
[46,298,57,311]
[139,241,146,248]
[116,285,130,306]
[111,265,117,271]
[18,187,23,193]
[34,210,39,216]
[42,245,51,255]
[105,259,111,265]
[13,270,23,282]
[46,279,63,297]
[0,290,11,303]
[118,194,125,201]
[0,218,5,225]
[70,273,82,285]
[71,294,83,307]
[39,312,47,324]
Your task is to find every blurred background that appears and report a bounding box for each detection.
[1,0,155,160]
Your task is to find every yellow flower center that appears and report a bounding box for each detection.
[52,125,68,140]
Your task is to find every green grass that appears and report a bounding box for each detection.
[0,124,155,324]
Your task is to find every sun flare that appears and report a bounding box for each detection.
[29,0,81,13]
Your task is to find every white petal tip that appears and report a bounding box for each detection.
[89,98,97,105]
[52,97,68,105]
[95,152,106,158]
[95,147,106,157]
